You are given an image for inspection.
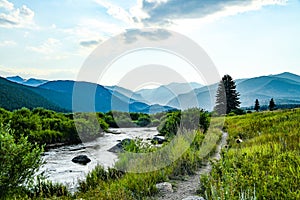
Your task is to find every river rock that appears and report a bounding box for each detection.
[151,136,167,144]
[156,182,173,193]
[108,138,132,153]
[71,155,91,165]
[182,196,205,200]
[107,129,123,134]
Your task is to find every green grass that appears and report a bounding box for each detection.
[1,111,223,199]
[74,125,222,200]
[200,109,300,199]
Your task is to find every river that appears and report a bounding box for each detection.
[39,127,159,192]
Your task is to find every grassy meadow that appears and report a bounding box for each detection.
[200,109,300,199]
[1,108,299,199]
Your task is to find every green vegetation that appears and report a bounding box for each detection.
[0,108,152,147]
[269,98,276,111]
[77,128,221,200]
[157,108,210,138]
[0,77,66,112]
[74,109,221,199]
[0,106,220,199]
[0,125,43,198]
[215,74,241,115]
[104,111,155,128]
[200,109,300,199]
[3,104,299,200]
[254,99,260,112]
[0,107,170,147]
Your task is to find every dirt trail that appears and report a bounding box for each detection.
[154,131,228,200]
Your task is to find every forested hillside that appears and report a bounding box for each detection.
[0,77,65,112]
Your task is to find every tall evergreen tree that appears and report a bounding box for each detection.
[214,74,240,115]
[269,98,276,111]
[254,99,260,112]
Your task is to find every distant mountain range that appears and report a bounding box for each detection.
[159,72,300,110]
[0,77,65,111]
[0,77,174,113]
[1,72,300,113]
[6,76,48,87]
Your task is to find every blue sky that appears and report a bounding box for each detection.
[0,0,299,86]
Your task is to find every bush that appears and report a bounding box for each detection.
[29,176,70,198]
[136,115,151,127]
[157,108,211,138]
[0,125,43,198]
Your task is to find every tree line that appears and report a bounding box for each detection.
[0,108,164,147]
[214,74,279,114]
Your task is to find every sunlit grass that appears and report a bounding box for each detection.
[201,109,300,199]
[76,127,223,199]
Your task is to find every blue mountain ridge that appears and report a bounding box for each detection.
[3,72,300,112]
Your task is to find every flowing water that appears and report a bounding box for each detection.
[39,127,159,192]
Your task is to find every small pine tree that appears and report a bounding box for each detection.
[214,74,240,115]
[254,99,260,112]
[214,81,226,115]
[269,98,276,111]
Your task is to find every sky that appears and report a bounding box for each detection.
[0,0,299,88]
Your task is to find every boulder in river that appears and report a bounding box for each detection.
[108,138,132,153]
[151,136,167,144]
[71,155,91,165]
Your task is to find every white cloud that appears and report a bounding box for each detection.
[0,0,35,28]
[27,38,61,54]
[0,40,16,46]
[80,39,101,48]
[0,65,77,80]
[93,0,287,28]
[0,0,13,11]
[129,0,150,25]
[171,0,288,32]
[62,18,123,53]
[94,0,134,25]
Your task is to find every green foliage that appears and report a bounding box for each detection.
[0,106,220,199]
[157,108,211,138]
[269,98,276,111]
[73,113,108,142]
[0,125,43,198]
[104,111,136,128]
[228,108,246,116]
[136,115,151,127]
[76,124,222,200]
[29,176,70,198]
[157,110,181,137]
[0,107,112,146]
[201,109,300,199]
[254,99,260,112]
[79,165,124,192]
[104,111,154,128]
[215,74,240,115]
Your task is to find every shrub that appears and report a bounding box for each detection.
[29,176,70,198]
[0,125,43,198]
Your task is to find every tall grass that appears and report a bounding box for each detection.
[200,109,300,199]
[76,127,222,199]
[3,115,222,199]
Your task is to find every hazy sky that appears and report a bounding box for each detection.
[0,0,299,86]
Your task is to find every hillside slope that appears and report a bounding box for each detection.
[0,77,65,111]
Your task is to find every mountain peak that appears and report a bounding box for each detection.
[5,76,48,87]
[272,72,300,83]
[6,75,25,83]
